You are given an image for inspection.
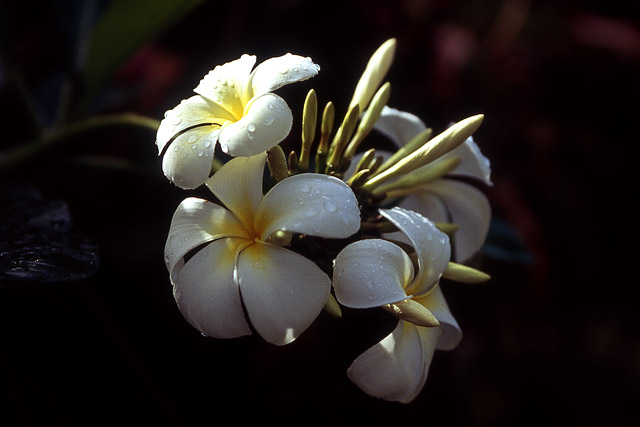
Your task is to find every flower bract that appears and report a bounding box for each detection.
[156,54,320,189]
[164,152,361,345]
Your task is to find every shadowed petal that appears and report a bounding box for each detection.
[373,106,427,148]
[218,93,292,157]
[380,207,450,295]
[156,95,232,155]
[256,173,360,240]
[205,153,267,232]
[164,198,249,276]
[415,285,462,351]
[161,126,220,189]
[438,137,493,185]
[237,242,331,345]
[333,239,413,308]
[172,237,251,339]
[347,320,441,403]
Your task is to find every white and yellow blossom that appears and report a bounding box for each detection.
[156,53,320,189]
[165,152,360,345]
[333,207,461,403]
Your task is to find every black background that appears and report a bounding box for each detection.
[1,0,639,425]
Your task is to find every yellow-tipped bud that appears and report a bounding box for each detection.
[344,82,392,159]
[443,262,491,283]
[383,299,440,327]
[327,104,360,172]
[374,156,461,197]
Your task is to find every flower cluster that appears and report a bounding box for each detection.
[157,38,492,403]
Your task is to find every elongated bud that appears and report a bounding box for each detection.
[443,262,491,283]
[299,89,318,171]
[344,82,391,159]
[383,299,440,327]
[349,38,396,111]
[327,104,360,172]
[267,145,289,182]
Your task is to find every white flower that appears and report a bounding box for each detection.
[164,152,360,345]
[156,54,320,189]
[333,207,461,403]
[373,106,493,263]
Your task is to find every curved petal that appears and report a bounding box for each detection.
[205,153,267,232]
[414,285,462,351]
[373,106,427,148]
[380,207,450,295]
[438,137,493,185]
[347,320,441,403]
[164,198,249,276]
[237,242,331,345]
[161,125,220,189]
[422,179,491,263]
[194,54,257,120]
[256,173,360,240]
[172,237,252,339]
[218,93,292,157]
[156,95,232,155]
[249,53,320,99]
[333,239,413,308]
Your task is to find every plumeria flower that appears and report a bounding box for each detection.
[333,207,461,403]
[156,53,320,189]
[164,152,361,345]
[371,106,493,263]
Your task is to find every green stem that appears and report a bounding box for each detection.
[0,113,159,173]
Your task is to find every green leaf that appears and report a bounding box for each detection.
[75,0,204,116]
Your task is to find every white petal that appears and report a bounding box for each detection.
[380,207,451,295]
[172,237,252,339]
[161,126,220,189]
[415,286,462,351]
[237,242,331,345]
[256,173,360,240]
[164,198,249,277]
[205,153,267,231]
[218,93,292,157]
[438,137,493,185]
[373,106,427,148]
[156,95,231,155]
[194,54,257,119]
[333,239,413,308]
[421,179,491,263]
[249,54,320,98]
[347,320,441,403]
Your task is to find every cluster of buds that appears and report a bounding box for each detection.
[157,38,492,403]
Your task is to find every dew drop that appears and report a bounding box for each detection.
[247,123,256,132]
[264,117,274,126]
[187,134,200,143]
[191,143,198,150]
[303,206,320,217]
[198,151,204,157]
[268,103,275,110]
[247,132,254,140]
[203,140,212,148]
[324,202,338,213]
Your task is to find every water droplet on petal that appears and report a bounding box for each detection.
[268,103,275,110]
[324,202,338,213]
[264,117,274,126]
[247,123,256,132]
[191,143,198,150]
[203,140,212,148]
[187,134,200,143]
[303,206,319,217]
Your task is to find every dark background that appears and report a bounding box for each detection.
[1,0,639,425]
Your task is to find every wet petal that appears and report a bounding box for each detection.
[438,137,493,185]
[237,242,331,345]
[256,173,360,240]
[420,179,491,263]
[333,239,413,308]
[164,198,249,276]
[380,207,450,295]
[194,54,257,119]
[249,53,320,98]
[347,320,441,403]
[414,285,462,350]
[218,93,292,157]
[172,237,252,339]
[161,126,220,189]
[373,106,427,148]
[156,95,231,155]
[205,153,267,232]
